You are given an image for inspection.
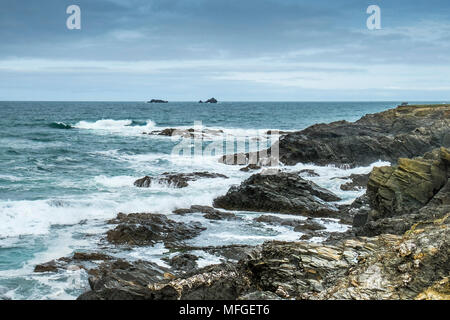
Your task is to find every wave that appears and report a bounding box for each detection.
[48,122,74,130]
[73,119,156,136]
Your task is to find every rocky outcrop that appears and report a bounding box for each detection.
[147,99,168,103]
[355,147,450,236]
[199,98,218,104]
[333,173,369,191]
[78,213,449,300]
[213,172,341,217]
[134,172,228,188]
[220,104,450,168]
[145,127,224,138]
[173,205,240,221]
[106,213,206,247]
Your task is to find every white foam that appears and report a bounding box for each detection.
[74,119,156,136]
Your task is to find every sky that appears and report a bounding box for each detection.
[1,0,450,101]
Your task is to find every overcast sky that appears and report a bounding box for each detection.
[1,0,449,101]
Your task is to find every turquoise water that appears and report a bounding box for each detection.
[0,101,415,299]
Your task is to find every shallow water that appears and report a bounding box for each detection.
[0,101,427,299]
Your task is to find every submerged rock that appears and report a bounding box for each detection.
[147,127,224,138]
[333,173,369,191]
[106,213,206,247]
[134,172,228,188]
[213,172,341,217]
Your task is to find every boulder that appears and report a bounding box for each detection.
[134,172,228,188]
[106,213,206,247]
[213,172,341,217]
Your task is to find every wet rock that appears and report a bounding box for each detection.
[73,252,113,261]
[221,104,450,168]
[106,213,206,247]
[213,172,341,217]
[299,169,320,177]
[78,259,176,300]
[172,205,239,220]
[34,260,60,273]
[333,173,369,191]
[203,97,218,103]
[134,172,228,188]
[163,254,199,273]
[240,164,261,172]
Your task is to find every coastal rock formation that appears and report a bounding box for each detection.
[213,172,341,217]
[220,104,450,168]
[333,173,369,191]
[147,99,168,103]
[146,127,224,138]
[172,205,240,221]
[78,213,449,300]
[134,172,228,188]
[106,213,206,247]
[355,147,450,236]
[199,98,218,104]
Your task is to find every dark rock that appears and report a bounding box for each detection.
[299,169,320,177]
[172,205,239,220]
[334,173,369,191]
[34,261,59,273]
[73,252,113,261]
[240,164,261,172]
[221,104,450,168]
[134,172,228,188]
[147,99,168,103]
[106,213,206,247]
[203,98,218,104]
[293,220,326,232]
[213,172,341,217]
[163,254,199,272]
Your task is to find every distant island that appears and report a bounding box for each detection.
[199,97,218,103]
[147,99,168,103]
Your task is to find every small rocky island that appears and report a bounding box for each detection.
[32,104,449,300]
[147,99,168,103]
[199,97,218,103]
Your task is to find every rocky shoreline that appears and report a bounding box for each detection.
[34,104,450,300]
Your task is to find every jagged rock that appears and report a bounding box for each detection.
[134,172,228,188]
[202,98,218,103]
[106,213,206,247]
[354,147,450,236]
[333,173,369,191]
[213,172,341,217]
[220,104,450,168]
[240,164,261,172]
[172,205,239,220]
[73,252,113,261]
[163,254,199,273]
[77,212,449,300]
[367,148,448,217]
[299,169,320,177]
[148,127,224,138]
[34,261,60,273]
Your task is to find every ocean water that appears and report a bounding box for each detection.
[0,101,414,299]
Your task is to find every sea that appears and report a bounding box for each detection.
[0,101,432,299]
